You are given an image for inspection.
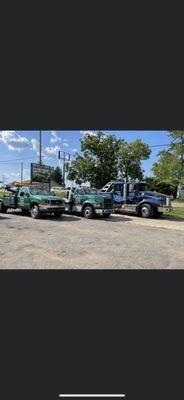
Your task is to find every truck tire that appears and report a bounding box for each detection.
[0,202,8,213]
[154,209,163,218]
[30,205,41,219]
[140,203,154,218]
[54,211,62,217]
[83,205,95,219]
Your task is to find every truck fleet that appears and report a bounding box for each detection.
[0,180,172,219]
[0,183,113,219]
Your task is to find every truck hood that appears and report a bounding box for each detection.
[139,191,167,204]
[87,194,112,202]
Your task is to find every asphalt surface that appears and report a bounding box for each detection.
[0,210,184,269]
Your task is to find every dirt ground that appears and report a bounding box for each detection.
[0,210,184,269]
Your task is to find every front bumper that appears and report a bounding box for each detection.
[95,208,114,215]
[39,205,65,213]
[158,206,173,213]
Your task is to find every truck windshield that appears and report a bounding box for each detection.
[30,188,50,195]
[83,188,98,195]
[138,183,149,192]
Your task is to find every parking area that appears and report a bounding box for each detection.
[0,210,184,269]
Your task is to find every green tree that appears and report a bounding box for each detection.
[118,139,151,180]
[51,167,63,185]
[66,132,123,188]
[152,149,181,185]
[152,131,184,186]
[33,173,48,183]
[168,130,184,177]
[145,176,177,197]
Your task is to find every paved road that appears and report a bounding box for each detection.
[0,211,184,269]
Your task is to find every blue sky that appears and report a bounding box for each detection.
[0,130,171,184]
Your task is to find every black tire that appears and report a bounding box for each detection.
[30,205,41,219]
[154,209,163,218]
[140,203,154,218]
[0,202,8,213]
[83,205,95,219]
[54,211,62,217]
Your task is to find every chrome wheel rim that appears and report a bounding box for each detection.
[32,206,38,217]
[141,206,149,217]
[85,208,91,217]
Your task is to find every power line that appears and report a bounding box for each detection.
[149,143,170,148]
[0,155,48,163]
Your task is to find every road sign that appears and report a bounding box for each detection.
[30,163,54,190]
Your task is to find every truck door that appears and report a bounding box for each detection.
[126,184,139,204]
[18,189,26,208]
[18,188,30,209]
[74,188,86,205]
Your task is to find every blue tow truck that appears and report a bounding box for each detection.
[99,180,172,218]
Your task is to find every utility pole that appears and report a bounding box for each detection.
[39,130,42,165]
[20,162,23,183]
[63,152,66,188]
[58,150,70,188]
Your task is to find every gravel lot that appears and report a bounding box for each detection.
[0,211,184,269]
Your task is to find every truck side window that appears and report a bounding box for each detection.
[78,188,84,195]
[114,184,123,196]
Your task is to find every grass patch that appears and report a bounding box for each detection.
[164,207,184,219]
[173,199,184,204]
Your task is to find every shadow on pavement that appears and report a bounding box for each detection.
[98,215,132,222]
[7,211,30,217]
[162,215,184,222]
[7,211,82,221]
[0,215,11,220]
[44,214,82,222]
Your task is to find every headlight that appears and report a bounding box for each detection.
[94,203,101,208]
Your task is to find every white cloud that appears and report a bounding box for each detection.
[31,138,39,153]
[31,139,60,159]
[50,131,62,143]
[63,142,69,147]
[72,148,78,154]
[0,130,30,152]
[44,146,60,157]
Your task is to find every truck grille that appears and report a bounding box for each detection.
[50,200,63,206]
[166,196,171,207]
[104,198,113,209]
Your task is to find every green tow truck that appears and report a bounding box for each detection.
[64,187,113,218]
[0,184,65,219]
